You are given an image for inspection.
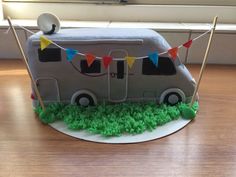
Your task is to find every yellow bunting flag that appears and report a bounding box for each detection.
[125,56,136,69]
[40,36,52,50]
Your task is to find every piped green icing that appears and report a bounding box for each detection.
[35,102,199,136]
[178,102,199,120]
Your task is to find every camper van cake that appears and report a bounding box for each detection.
[28,28,196,107]
[27,25,199,141]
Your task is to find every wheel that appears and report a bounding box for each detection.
[159,88,186,105]
[71,90,97,106]
[75,94,95,106]
[163,92,182,105]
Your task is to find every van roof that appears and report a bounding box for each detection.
[30,28,163,41]
[29,28,173,55]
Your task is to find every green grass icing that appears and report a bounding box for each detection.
[35,102,199,137]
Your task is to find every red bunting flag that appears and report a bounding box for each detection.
[168,47,178,60]
[103,56,112,69]
[85,53,96,67]
[183,40,193,48]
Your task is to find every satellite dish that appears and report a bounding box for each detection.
[37,13,61,35]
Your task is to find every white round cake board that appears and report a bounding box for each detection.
[49,118,192,143]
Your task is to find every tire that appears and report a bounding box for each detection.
[75,93,95,106]
[163,92,182,105]
[71,90,97,106]
[159,88,186,105]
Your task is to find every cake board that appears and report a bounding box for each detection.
[49,118,192,143]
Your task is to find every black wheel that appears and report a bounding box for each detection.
[163,92,182,106]
[75,93,95,106]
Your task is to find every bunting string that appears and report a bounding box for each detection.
[70,61,108,77]
[5,24,213,70]
[17,25,35,35]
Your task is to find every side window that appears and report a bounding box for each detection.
[38,48,61,62]
[117,61,124,79]
[80,60,101,73]
[142,57,176,75]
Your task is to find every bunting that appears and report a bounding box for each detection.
[40,36,52,50]
[183,40,193,48]
[85,53,96,67]
[125,56,136,69]
[148,52,159,67]
[32,27,211,71]
[168,47,178,60]
[66,48,78,61]
[103,56,112,69]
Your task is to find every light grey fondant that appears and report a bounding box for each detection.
[27,28,196,106]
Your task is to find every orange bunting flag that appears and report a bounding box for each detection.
[125,56,136,69]
[103,56,112,69]
[40,36,52,50]
[168,47,178,60]
[85,53,96,67]
[183,40,193,48]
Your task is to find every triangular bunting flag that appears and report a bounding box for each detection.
[85,53,96,67]
[125,56,136,69]
[40,36,52,50]
[168,47,178,60]
[66,48,78,61]
[103,56,112,69]
[148,52,159,67]
[183,40,193,48]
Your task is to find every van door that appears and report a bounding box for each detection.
[108,50,128,102]
[36,77,60,101]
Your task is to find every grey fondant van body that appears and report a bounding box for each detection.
[27,28,196,106]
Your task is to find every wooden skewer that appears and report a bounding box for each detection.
[190,16,218,107]
[7,16,46,112]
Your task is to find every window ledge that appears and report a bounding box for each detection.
[0,19,236,33]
